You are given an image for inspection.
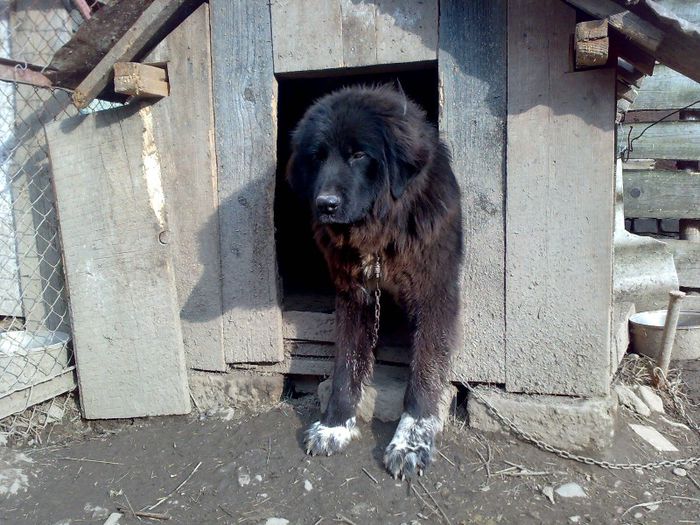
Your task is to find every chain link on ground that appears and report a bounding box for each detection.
[460,376,700,471]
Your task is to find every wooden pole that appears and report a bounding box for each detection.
[655,290,686,387]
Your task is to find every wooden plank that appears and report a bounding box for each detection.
[623,170,700,219]
[270,0,438,73]
[270,0,343,73]
[619,121,700,160]
[565,0,664,54]
[575,19,609,68]
[210,0,284,363]
[114,62,169,98]
[632,65,700,111]
[46,105,191,419]
[0,368,76,420]
[72,0,193,109]
[287,341,411,365]
[283,311,334,342]
[0,61,52,88]
[375,0,438,65]
[439,0,507,383]
[665,239,700,287]
[143,5,225,371]
[507,0,615,397]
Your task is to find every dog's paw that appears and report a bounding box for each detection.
[383,413,440,479]
[305,417,359,456]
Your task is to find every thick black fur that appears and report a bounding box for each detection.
[287,85,463,479]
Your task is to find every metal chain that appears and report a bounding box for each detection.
[460,380,700,470]
[369,255,382,351]
[366,258,700,470]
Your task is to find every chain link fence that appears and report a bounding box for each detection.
[0,0,108,416]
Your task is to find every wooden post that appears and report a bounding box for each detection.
[210,0,284,363]
[507,0,615,397]
[439,0,507,383]
[575,19,609,68]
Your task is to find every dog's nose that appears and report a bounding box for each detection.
[316,194,340,214]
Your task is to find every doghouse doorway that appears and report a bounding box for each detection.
[275,63,439,321]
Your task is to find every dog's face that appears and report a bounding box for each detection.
[287,87,426,225]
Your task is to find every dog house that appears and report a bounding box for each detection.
[34,0,700,432]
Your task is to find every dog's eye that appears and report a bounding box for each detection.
[350,151,366,162]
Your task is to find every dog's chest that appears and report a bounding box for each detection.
[360,253,400,299]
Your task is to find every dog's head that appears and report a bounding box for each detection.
[286,86,431,225]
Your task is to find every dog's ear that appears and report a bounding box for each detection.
[383,123,425,200]
[285,151,310,201]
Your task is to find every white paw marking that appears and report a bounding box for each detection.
[305,417,359,456]
[388,413,441,452]
[384,412,441,479]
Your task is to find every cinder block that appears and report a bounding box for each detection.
[467,386,616,451]
[633,218,658,234]
[660,219,679,233]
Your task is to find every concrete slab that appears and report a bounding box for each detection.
[467,385,617,451]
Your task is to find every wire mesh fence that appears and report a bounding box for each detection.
[0,0,108,412]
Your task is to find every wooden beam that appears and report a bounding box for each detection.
[575,19,609,68]
[623,170,700,219]
[210,0,284,363]
[632,65,700,111]
[616,79,639,103]
[565,0,664,54]
[72,0,193,109]
[114,62,169,98]
[619,121,700,160]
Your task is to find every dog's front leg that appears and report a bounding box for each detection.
[305,290,374,456]
[384,291,457,479]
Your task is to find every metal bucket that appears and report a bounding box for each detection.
[630,310,700,361]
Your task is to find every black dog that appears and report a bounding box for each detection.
[286,85,462,479]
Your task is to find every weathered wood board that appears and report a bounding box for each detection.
[619,121,700,160]
[439,0,507,383]
[210,0,284,363]
[0,368,76,421]
[623,170,700,219]
[270,0,438,73]
[631,65,700,111]
[46,105,190,419]
[506,0,615,397]
[144,5,226,372]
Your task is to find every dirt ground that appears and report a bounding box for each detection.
[1,360,700,525]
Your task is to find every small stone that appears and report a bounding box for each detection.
[555,483,587,498]
[265,519,289,525]
[542,486,555,504]
[568,517,580,524]
[635,385,665,413]
[634,512,643,519]
[304,479,313,491]
[673,467,687,477]
[647,504,659,512]
[613,480,623,488]
[615,384,651,417]
[237,472,251,487]
[254,474,263,483]
[480,485,490,492]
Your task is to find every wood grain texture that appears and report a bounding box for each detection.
[113,62,169,98]
[507,0,615,397]
[619,121,700,160]
[210,0,284,363]
[270,0,437,73]
[0,368,76,420]
[438,0,507,383]
[631,65,700,111]
[144,5,226,371]
[623,170,700,219]
[46,106,191,419]
[72,0,194,108]
[283,311,335,342]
